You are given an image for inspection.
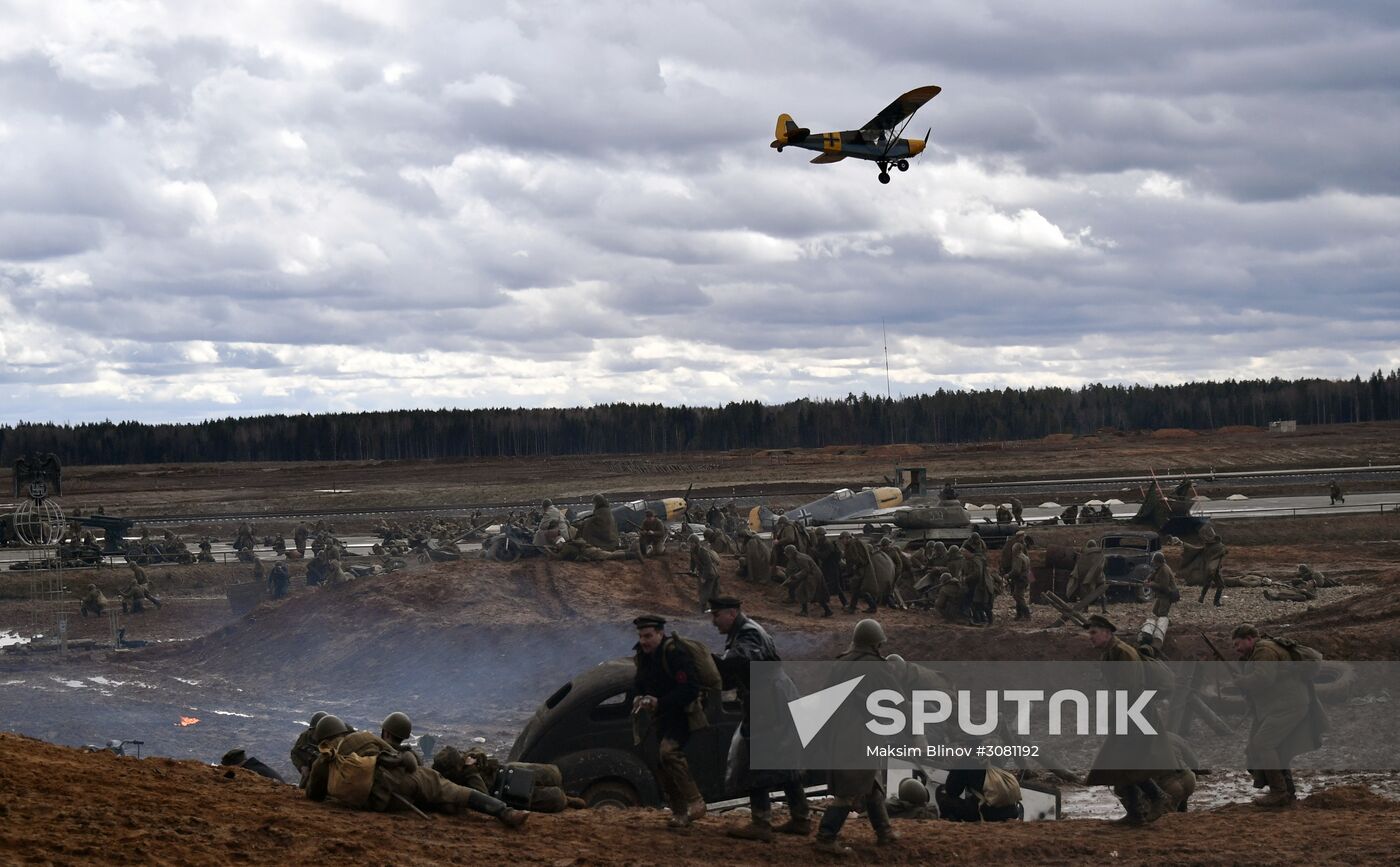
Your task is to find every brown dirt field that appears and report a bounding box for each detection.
[13,420,1400,518]
[2,733,1398,867]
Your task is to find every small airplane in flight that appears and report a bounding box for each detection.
[771,85,941,184]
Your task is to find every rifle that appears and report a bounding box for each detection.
[1200,631,1242,676]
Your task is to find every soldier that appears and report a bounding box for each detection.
[805,528,846,609]
[380,711,419,759]
[1328,480,1344,505]
[220,748,286,783]
[267,561,290,599]
[688,536,724,613]
[703,526,737,556]
[1009,496,1024,524]
[1295,563,1337,587]
[736,528,771,585]
[291,711,329,787]
[631,614,706,829]
[839,532,880,614]
[772,515,802,575]
[1138,551,1174,616]
[1083,615,1177,825]
[879,537,915,605]
[965,531,988,557]
[293,522,309,556]
[1231,624,1328,806]
[995,504,1012,524]
[885,777,939,820]
[1061,539,1107,621]
[964,546,997,625]
[306,715,526,826]
[120,561,162,613]
[782,544,831,617]
[1184,524,1229,607]
[940,479,958,500]
[638,510,668,558]
[814,619,898,855]
[932,572,968,622]
[78,584,108,617]
[575,495,620,550]
[1060,504,1080,526]
[197,538,215,563]
[708,598,811,841]
[252,557,266,583]
[706,503,724,529]
[1006,542,1032,621]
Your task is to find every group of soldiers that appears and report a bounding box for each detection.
[223,707,601,826]
[629,602,1022,853]
[629,600,1327,849]
[77,560,164,616]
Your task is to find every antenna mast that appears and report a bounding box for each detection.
[882,319,895,444]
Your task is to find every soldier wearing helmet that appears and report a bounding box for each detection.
[306,713,527,827]
[814,619,898,855]
[1147,551,1178,617]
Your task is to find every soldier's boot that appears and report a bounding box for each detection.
[461,789,528,828]
[1113,787,1146,826]
[799,603,810,617]
[813,805,853,856]
[867,795,897,845]
[813,804,853,854]
[1198,585,1209,604]
[820,602,833,618]
[728,811,774,842]
[1212,587,1224,607]
[1138,780,1171,822]
[1283,771,1296,797]
[984,607,995,626]
[1253,770,1295,807]
[1015,602,1031,620]
[774,814,812,836]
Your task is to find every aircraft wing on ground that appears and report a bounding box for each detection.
[749,487,903,531]
[862,85,941,132]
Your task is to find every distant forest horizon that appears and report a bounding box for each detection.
[3,371,1398,465]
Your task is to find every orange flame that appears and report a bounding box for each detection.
[177,716,200,727]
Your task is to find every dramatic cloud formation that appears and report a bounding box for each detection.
[1,0,1397,423]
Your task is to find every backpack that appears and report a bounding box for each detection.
[1267,635,1324,681]
[656,633,724,731]
[977,764,1021,809]
[659,634,724,692]
[320,738,377,808]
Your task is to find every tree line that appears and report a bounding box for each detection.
[2,370,1397,465]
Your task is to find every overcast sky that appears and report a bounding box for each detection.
[2,1,1397,425]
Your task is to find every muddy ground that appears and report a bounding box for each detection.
[3,429,1400,864]
[4,733,1398,867]
[10,420,1400,520]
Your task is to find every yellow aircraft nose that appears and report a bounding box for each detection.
[907,138,925,157]
[873,487,904,509]
[660,498,687,521]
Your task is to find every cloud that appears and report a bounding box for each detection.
[0,1,1397,425]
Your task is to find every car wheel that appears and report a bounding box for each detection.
[584,780,640,810]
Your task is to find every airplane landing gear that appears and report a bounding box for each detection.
[877,160,891,184]
[878,171,891,184]
[897,159,909,172]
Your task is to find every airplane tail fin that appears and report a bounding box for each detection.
[772,114,809,148]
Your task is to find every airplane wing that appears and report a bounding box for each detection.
[810,153,846,164]
[862,85,941,132]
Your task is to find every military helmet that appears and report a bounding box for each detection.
[381,711,412,742]
[309,710,328,729]
[898,777,930,805]
[853,618,886,649]
[885,653,905,663]
[313,714,351,743]
[1151,552,1165,564]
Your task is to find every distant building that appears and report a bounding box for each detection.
[1269,419,1297,433]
